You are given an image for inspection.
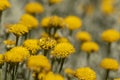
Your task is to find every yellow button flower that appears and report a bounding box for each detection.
[75,31,92,41]
[57,37,69,43]
[24,2,44,14]
[75,67,96,80]
[81,41,99,53]
[114,78,120,80]
[48,0,62,4]
[19,14,39,29]
[23,39,41,54]
[27,55,51,72]
[100,58,119,70]
[40,17,50,28]
[0,0,11,11]
[0,54,4,64]
[51,42,75,58]
[65,16,82,30]
[64,68,75,76]
[8,24,29,36]
[101,29,120,43]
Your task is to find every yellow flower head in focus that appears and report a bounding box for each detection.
[101,29,120,43]
[81,41,99,53]
[65,16,82,30]
[0,54,4,64]
[75,31,92,42]
[4,46,30,63]
[24,2,44,14]
[51,42,75,58]
[100,58,119,70]
[48,0,62,4]
[75,67,96,80]
[114,78,120,80]
[0,0,11,11]
[64,68,75,76]
[27,55,51,72]
[8,24,29,36]
[23,39,41,54]
[39,37,57,50]
[40,17,50,28]
[19,14,39,29]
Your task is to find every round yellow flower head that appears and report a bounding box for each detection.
[49,16,65,28]
[40,17,50,28]
[64,68,75,76]
[114,78,120,80]
[27,55,51,72]
[39,37,57,50]
[100,58,119,70]
[24,2,44,14]
[4,46,30,63]
[19,14,39,29]
[0,54,4,64]
[8,24,29,36]
[81,41,99,53]
[75,67,96,80]
[23,39,41,54]
[101,29,120,43]
[0,0,11,11]
[65,16,82,30]
[51,42,75,58]
[75,31,92,42]
[57,37,69,43]
[48,0,62,4]
[38,72,46,80]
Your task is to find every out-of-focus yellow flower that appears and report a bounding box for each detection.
[100,58,119,70]
[40,32,49,38]
[65,16,82,30]
[0,0,11,11]
[114,78,120,80]
[40,17,50,28]
[81,41,99,53]
[39,37,57,50]
[24,2,44,14]
[57,37,69,43]
[3,40,15,45]
[64,68,75,76]
[0,54,4,64]
[84,4,94,15]
[4,46,30,63]
[75,67,96,80]
[101,29,120,43]
[51,42,75,58]
[75,31,92,42]
[48,0,62,4]
[27,55,51,72]
[23,39,41,54]
[19,14,39,29]
[8,24,29,36]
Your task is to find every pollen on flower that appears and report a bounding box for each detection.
[51,42,75,58]
[100,58,119,70]
[0,0,11,11]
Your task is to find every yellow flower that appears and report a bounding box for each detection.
[75,67,96,80]
[0,54,4,64]
[65,16,82,30]
[64,68,75,76]
[8,24,29,36]
[101,29,120,43]
[57,37,69,43]
[114,78,120,80]
[100,58,119,70]
[40,17,50,28]
[23,39,41,54]
[48,0,62,4]
[0,0,11,11]
[51,42,75,58]
[27,55,51,72]
[24,2,44,14]
[75,31,92,41]
[4,46,30,63]
[19,14,39,29]
[3,39,15,45]
[40,32,49,38]
[39,37,57,50]
[81,41,99,53]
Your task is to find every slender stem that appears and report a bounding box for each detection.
[59,58,65,73]
[107,43,111,57]
[44,50,49,57]
[4,63,8,80]
[87,53,90,66]
[105,70,109,80]
[51,58,55,70]
[11,66,15,80]
[15,36,19,46]
[34,73,39,80]
[27,70,31,80]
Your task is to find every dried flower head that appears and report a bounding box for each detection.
[100,58,119,70]
[19,14,39,29]
[0,0,11,11]
[51,42,75,58]
[24,2,44,14]
[101,29,120,43]
[75,67,96,80]
[81,41,99,53]
[65,16,82,30]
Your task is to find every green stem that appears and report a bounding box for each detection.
[87,53,90,66]
[15,36,19,46]
[11,66,15,80]
[59,58,65,73]
[105,70,109,80]
[4,63,8,80]
[34,73,39,80]
[107,43,111,57]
